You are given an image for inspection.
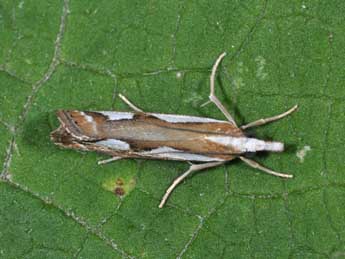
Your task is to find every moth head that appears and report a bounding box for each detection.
[51,110,107,143]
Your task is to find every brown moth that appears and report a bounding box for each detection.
[51,52,298,208]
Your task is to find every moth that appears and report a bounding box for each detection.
[51,52,298,208]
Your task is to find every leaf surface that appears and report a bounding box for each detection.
[1,0,344,258]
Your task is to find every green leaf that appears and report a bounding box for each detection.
[1,0,344,258]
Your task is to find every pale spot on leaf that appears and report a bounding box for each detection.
[255,56,268,80]
[183,91,203,107]
[296,145,311,162]
[233,77,245,89]
[18,1,24,9]
[102,176,136,197]
[25,59,32,65]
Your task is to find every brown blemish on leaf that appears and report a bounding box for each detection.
[102,176,136,197]
[114,187,125,196]
[116,178,124,186]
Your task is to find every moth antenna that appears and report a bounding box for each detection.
[241,105,298,130]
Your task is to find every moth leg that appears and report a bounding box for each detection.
[201,52,237,126]
[239,156,293,178]
[98,156,122,165]
[240,105,298,130]
[118,93,144,113]
[159,161,224,208]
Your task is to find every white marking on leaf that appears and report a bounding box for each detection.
[296,145,311,162]
[255,56,268,80]
[183,92,203,107]
[233,77,245,89]
[18,1,24,9]
[95,139,130,150]
[152,113,227,123]
[100,111,134,120]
